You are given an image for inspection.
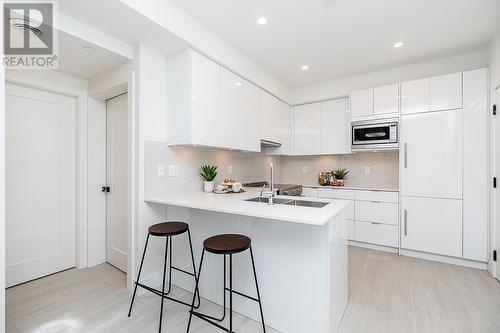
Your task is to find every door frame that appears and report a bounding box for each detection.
[6,71,89,271]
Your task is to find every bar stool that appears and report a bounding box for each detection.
[128,222,200,332]
[186,234,266,333]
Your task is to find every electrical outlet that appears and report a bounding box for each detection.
[158,165,165,177]
[169,164,179,177]
[228,165,233,175]
[302,166,308,174]
[364,166,371,174]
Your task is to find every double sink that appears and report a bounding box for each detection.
[245,197,329,208]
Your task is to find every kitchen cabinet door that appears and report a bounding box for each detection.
[429,72,462,111]
[401,110,462,199]
[401,196,462,257]
[260,91,292,154]
[400,78,429,115]
[294,104,321,155]
[374,84,399,115]
[321,98,350,154]
[220,68,260,151]
[462,68,488,262]
[350,88,373,119]
[190,50,221,146]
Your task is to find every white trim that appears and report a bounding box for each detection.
[5,70,89,269]
[88,65,136,289]
[401,249,488,270]
[348,240,399,254]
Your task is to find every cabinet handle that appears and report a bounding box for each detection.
[370,222,381,225]
[371,200,381,204]
[404,143,408,168]
[404,209,408,236]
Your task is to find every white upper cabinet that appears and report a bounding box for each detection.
[374,84,399,115]
[401,109,462,199]
[166,49,261,152]
[321,98,350,154]
[166,49,221,147]
[429,72,463,111]
[220,68,260,152]
[294,103,321,155]
[401,73,462,115]
[260,91,291,147]
[350,88,373,119]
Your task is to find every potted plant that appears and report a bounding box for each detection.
[200,165,218,192]
[331,168,350,186]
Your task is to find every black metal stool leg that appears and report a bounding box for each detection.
[187,229,201,308]
[128,234,150,317]
[186,249,205,332]
[229,253,233,332]
[250,246,266,333]
[159,236,170,333]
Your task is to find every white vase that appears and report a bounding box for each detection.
[203,181,215,193]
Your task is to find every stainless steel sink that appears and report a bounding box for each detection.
[282,200,329,208]
[245,197,329,208]
[245,197,292,204]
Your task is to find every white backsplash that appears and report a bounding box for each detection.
[280,151,399,190]
[145,142,399,197]
[144,141,283,197]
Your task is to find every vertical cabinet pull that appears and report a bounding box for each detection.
[404,143,408,168]
[404,209,408,236]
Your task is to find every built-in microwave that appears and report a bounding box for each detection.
[351,119,398,151]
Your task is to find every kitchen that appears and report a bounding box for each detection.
[2,0,500,333]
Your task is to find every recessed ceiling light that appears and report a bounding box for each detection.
[235,82,242,87]
[301,65,309,70]
[393,41,404,48]
[257,17,268,25]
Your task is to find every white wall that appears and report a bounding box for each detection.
[291,50,488,104]
[1,18,6,331]
[488,31,500,278]
[120,0,290,101]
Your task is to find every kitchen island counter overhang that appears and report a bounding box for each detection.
[145,188,351,333]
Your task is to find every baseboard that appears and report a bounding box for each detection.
[348,240,488,270]
[348,240,398,253]
[401,249,488,270]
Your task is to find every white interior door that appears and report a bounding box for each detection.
[6,83,76,287]
[106,94,128,272]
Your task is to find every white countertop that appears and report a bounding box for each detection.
[302,184,399,192]
[145,188,351,226]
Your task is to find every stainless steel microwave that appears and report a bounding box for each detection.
[351,119,398,151]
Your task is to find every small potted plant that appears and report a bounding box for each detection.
[200,165,218,192]
[331,168,350,186]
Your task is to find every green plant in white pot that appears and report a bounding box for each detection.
[331,168,350,186]
[200,165,218,192]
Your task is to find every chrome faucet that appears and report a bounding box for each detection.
[260,163,275,205]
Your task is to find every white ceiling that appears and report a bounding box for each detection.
[58,31,130,79]
[171,0,500,88]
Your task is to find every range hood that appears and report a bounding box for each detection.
[260,139,281,148]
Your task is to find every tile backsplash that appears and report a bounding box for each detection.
[280,151,399,189]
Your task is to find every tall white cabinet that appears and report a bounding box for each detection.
[401,69,489,262]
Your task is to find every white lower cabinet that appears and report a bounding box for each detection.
[401,196,462,258]
[316,188,399,248]
[355,221,398,248]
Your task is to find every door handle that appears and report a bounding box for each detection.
[101,186,110,193]
[404,143,408,168]
[404,209,408,236]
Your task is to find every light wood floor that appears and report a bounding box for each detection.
[6,247,500,333]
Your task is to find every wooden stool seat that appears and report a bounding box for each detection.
[148,222,189,236]
[203,234,251,254]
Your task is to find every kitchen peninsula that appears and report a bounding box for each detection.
[145,188,352,333]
